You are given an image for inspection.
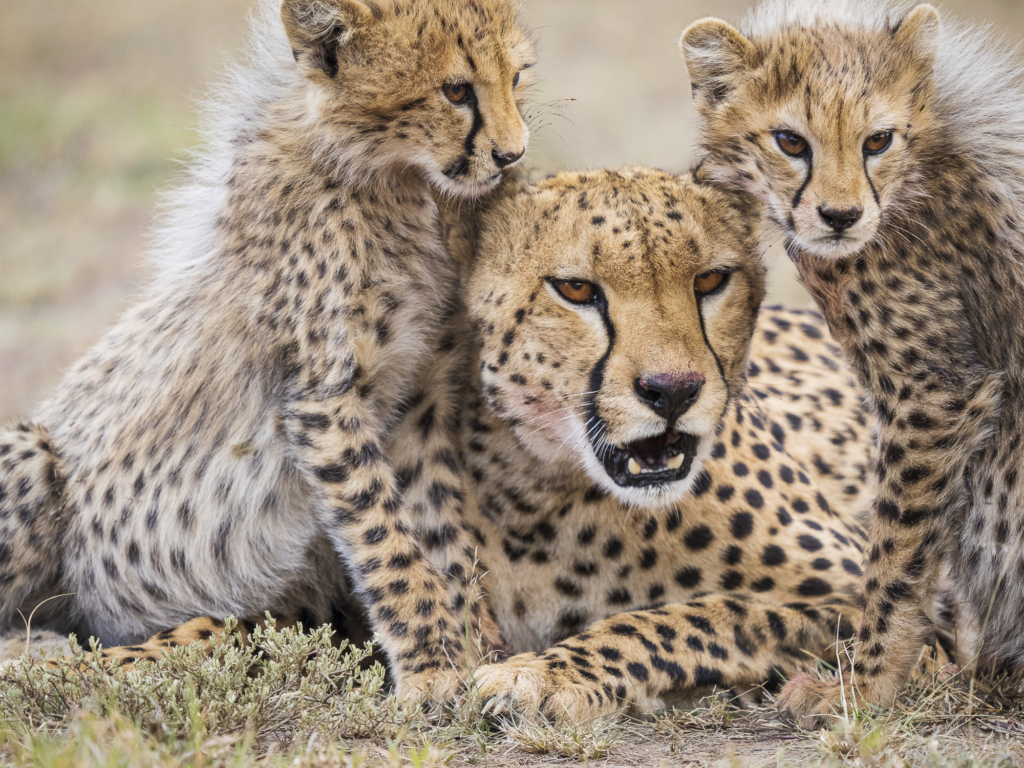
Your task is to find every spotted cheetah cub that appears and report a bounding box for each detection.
[0,0,534,700]
[683,0,1024,723]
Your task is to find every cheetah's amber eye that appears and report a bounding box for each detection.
[864,131,894,155]
[443,82,472,105]
[552,280,597,304]
[775,131,810,158]
[694,271,729,296]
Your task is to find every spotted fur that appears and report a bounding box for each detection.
[448,167,884,721]
[0,0,535,701]
[51,167,961,722]
[683,0,1024,725]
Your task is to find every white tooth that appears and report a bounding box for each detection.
[617,443,626,450]
[628,458,642,475]
[667,454,686,470]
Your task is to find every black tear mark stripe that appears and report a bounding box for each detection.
[585,297,617,443]
[444,92,485,180]
[792,152,814,209]
[863,155,881,207]
[464,94,485,163]
[695,295,728,407]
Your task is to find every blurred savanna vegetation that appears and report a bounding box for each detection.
[1,0,1024,420]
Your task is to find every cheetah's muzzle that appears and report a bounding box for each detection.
[601,430,699,488]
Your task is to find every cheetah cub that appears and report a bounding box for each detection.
[0,0,534,700]
[683,0,1024,723]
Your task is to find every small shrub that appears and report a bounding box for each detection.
[0,619,419,756]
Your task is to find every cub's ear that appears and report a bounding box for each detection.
[280,0,376,80]
[894,4,941,72]
[435,168,531,274]
[680,18,757,108]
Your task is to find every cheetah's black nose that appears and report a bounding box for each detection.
[818,206,863,231]
[634,374,704,422]
[492,148,525,169]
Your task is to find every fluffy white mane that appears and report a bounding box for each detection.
[149,0,299,280]
[742,0,914,34]
[741,0,1024,208]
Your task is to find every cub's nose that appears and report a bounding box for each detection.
[634,374,705,421]
[818,205,864,231]
[492,148,525,169]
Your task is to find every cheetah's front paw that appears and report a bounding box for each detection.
[776,673,854,729]
[473,655,614,725]
[396,668,466,710]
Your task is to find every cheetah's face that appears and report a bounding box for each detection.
[466,168,764,508]
[681,5,941,260]
[282,0,534,199]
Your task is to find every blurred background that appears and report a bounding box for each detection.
[2,0,1024,421]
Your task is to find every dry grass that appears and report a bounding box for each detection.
[6,623,1024,767]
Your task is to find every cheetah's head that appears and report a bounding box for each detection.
[281,0,534,198]
[681,3,942,260]
[449,167,765,508]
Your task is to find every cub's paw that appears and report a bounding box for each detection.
[473,655,613,725]
[776,673,851,729]
[396,667,467,710]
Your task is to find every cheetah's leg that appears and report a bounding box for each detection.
[388,337,505,663]
[473,595,855,725]
[13,615,306,673]
[778,374,1001,728]
[0,423,69,633]
[284,378,469,702]
[96,617,246,667]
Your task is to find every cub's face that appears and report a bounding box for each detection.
[282,0,534,198]
[466,168,764,508]
[681,4,941,259]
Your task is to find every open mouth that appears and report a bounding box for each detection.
[600,431,700,488]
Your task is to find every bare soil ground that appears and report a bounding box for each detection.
[6,0,1024,765]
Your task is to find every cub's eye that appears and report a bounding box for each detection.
[864,131,894,155]
[443,82,472,105]
[512,71,521,89]
[774,131,810,158]
[695,271,730,296]
[552,279,597,304]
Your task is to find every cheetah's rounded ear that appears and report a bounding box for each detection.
[894,5,941,72]
[680,18,757,108]
[281,0,376,81]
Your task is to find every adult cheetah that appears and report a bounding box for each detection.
[449,167,881,721]
[80,167,919,722]
[682,0,1024,724]
[0,0,535,701]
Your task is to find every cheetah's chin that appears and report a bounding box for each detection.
[600,431,700,489]
[795,231,872,261]
[429,171,504,202]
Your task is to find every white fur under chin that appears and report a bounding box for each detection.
[793,231,873,260]
[428,170,505,203]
